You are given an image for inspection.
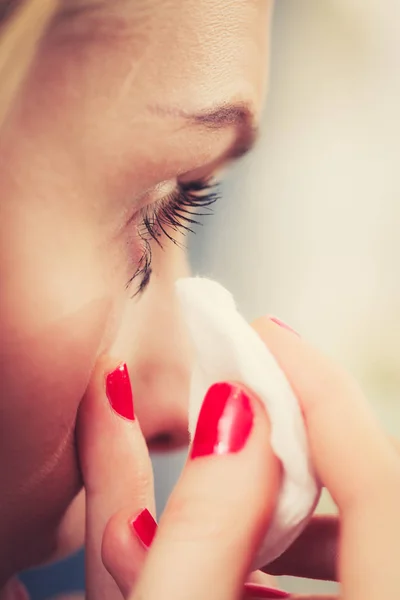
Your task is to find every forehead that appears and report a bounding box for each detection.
[57,0,273,117]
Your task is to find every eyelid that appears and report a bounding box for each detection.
[126,178,220,295]
[178,163,227,187]
[133,180,177,213]
[132,153,229,225]
[138,166,223,211]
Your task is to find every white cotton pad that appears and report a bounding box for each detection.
[175,277,321,570]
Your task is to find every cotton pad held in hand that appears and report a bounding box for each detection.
[175,277,321,569]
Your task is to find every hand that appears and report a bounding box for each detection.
[77,356,156,600]
[267,433,399,583]
[78,318,400,600]
[254,317,400,599]
[78,356,282,600]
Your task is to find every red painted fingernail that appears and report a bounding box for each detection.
[105,363,135,421]
[244,583,291,598]
[269,316,299,336]
[131,509,157,549]
[190,382,254,459]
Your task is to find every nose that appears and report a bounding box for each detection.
[130,358,190,453]
[146,431,188,452]
[108,243,193,453]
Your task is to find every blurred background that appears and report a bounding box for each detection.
[21,0,400,597]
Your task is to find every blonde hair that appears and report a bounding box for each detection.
[0,0,59,128]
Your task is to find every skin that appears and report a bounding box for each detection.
[2,2,398,598]
[75,319,400,600]
[0,0,274,584]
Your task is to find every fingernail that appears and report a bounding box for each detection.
[190,382,254,459]
[105,363,135,421]
[244,583,291,598]
[269,316,299,337]
[131,508,157,549]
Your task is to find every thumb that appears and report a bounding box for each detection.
[132,382,281,600]
[77,357,156,600]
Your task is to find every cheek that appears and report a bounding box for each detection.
[0,295,112,569]
[0,296,110,480]
[0,116,130,565]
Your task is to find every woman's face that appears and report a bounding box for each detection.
[0,0,273,577]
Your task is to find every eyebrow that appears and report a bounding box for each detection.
[149,102,259,161]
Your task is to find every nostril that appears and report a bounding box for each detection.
[149,432,173,447]
[147,430,189,453]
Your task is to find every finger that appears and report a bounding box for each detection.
[266,516,339,581]
[131,382,281,600]
[250,597,337,600]
[244,570,287,598]
[390,435,400,455]
[246,595,338,600]
[288,597,338,600]
[52,489,85,561]
[253,317,400,599]
[0,579,29,600]
[77,358,156,600]
[253,317,398,508]
[102,505,158,598]
[267,436,399,581]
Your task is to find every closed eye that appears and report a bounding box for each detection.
[126,178,221,295]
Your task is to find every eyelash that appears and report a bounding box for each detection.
[127,179,221,294]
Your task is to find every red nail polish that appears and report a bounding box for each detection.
[105,363,135,421]
[269,316,299,336]
[244,583,290,598]
[131,509,157,549]
[190,382,254,459]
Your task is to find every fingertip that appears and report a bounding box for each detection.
[104,362,135,421]
[252,311,395,513]
[131,508,158,550]
[81,357,156,600]
[77,355,128,434]
[102,509,153,598]
[251,315,301,343]
[81,355,129,411]
[77,355,150,495]
[268,316,300,337]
